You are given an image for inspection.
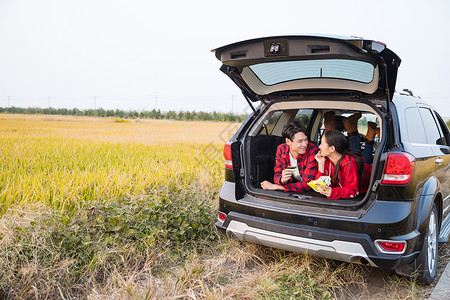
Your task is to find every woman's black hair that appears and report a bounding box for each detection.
[282,121,308,141]
[323,130,365,185]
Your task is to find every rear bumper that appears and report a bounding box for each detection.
[216,212,419,269]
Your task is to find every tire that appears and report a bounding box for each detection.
[395,203,438,284]
[416,203,438,284]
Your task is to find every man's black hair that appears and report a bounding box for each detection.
[282,121,308,141]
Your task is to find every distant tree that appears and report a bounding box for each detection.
[0,106,247,123]
[166,111,177,120]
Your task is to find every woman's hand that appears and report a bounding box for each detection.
[318,186,332,197]
[315,152,326,173]
[280,168,293,184]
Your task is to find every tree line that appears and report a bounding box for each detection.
[0,107,248,122]
[1,106,449,128]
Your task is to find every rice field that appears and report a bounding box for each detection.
[0,114,240,214]
[0,114,432,299]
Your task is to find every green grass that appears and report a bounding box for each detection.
[0,115,225,298]
[0,188,219,298]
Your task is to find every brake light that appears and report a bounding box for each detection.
[381,152,415,185]
[375,240,406,254]
[218,211,227,223]
[224,142,233,169]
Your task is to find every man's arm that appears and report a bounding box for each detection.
[273,144,290,185]
[283,150,318,192]
[261,180,285,191]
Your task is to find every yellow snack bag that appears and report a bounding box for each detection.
[307,180,326,192]
[307,176,331,192]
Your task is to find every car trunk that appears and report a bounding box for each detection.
[240,98,389,210]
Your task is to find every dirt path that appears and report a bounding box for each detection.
[345,241,450,299]
[423,241,450,298]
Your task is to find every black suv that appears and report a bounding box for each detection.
[212,35,450,283]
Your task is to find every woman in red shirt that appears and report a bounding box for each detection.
[314,129,371,199]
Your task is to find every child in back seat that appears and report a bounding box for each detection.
[323,111,379,164]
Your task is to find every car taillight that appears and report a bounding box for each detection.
[218,211,227,223]
[375,240,406,254]
[224,142,233,170]
[381,152,415,185]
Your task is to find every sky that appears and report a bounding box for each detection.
[0,0,449,116]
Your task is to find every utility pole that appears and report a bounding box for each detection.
[48,96,51,108]
[8,96,10,107]
[94,96,97,110]
[155,95,158,110]
[231,95,234,113]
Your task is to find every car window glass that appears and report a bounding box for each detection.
[405,107,427,144]
[248,59,375,85]
[339,112,379,138]
[434,111,450,146]
[419,107,443,145]
[293,109,313,128]
[357,113,379,141]
[260,111,283,135]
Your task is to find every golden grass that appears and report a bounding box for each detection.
[0,114,236,213]
[0,113,241,145]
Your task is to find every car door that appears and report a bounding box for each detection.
[432,110,450,221]
[418,107,450,222]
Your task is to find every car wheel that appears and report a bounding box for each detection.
[394,203,438,284]
[416,203,438,284]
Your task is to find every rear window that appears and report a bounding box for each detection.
[294,109,313,126]
[261,111,283,135]
[248,59,375,85]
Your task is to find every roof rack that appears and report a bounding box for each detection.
[399,89,414,96]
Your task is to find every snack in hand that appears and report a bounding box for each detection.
[286,165,299,177]
[307,176,331,192]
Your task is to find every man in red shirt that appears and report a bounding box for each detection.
[261,121,319,192]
